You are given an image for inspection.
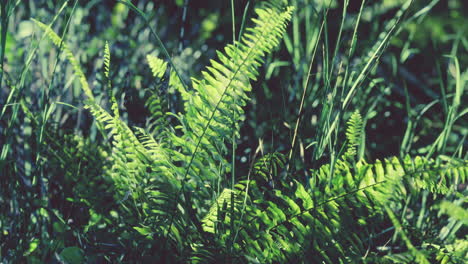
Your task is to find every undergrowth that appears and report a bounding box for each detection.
[0,0,467,263]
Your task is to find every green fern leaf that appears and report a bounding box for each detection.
[147,54,168,79]
[344,110,363,159]
[31,18,94,101]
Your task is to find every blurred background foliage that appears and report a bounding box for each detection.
[0,0,466,262]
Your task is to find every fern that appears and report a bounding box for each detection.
[438,199,468,226]
[144,54,172,138]
[197,116,466,262]
[103,41,111,87]
[147,54,168,79]
[344,110,363,159]
[201,154,467,263]
[202,188,239,234]
[33,0,294,260]
[252,152,286,187]
[31,18,94,101]
[32,1,467,262]
[170,1,294,190]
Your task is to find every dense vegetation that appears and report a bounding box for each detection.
[0,0,467,263]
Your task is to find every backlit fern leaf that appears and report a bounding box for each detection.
[104,41,111,86]
[33,22,157,197]
[34,1,299,260]
[31,19,94,100]
[145,55,171,137]
[201,188,240,234]
[344,110,363,159]
[147,54,168,79]
[173,2,294,184]
[438,199,468,226]
[103,41,119,118]
[253,152,286,185]
[31,2,468,262]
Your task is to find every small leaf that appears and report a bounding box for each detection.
[24,238,39,256]
[59,247,84,264]
[134,226,152,236]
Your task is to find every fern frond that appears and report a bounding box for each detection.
[32,21,143,190]
[202,188,239,234]
[104,41,111,85]
[344,110,363,159]
[31,28,158,197]
[227,179,346,263]
[157,2,295,245]
[35,1,296,260]
[432,239,468,263]
[31,18,94,101]
[144,57,170,137]
[252,152,286,187]
[102,42,120,118]
[173,1,294,183]
[147,54,168,79]
[438,199,468,226]
[169,68,189,101]
[145,93,168,136]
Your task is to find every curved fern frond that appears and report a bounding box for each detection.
[33,22,170,197]
[438,198,468,226]
[31,18,94,101]
[102,41,119,118]
[173,1,294,183]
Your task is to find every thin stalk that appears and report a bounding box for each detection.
[0,0,11,88]
[117,0,189,91]
[231,0,236,43]
[287,14,326,171]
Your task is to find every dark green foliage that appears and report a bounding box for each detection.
[197,151,467,263]
[1,0,467,263]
